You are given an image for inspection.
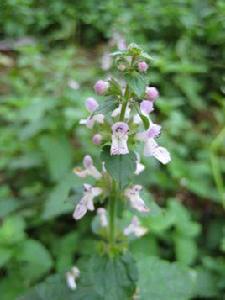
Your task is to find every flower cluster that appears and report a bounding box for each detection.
[67,43,171,289]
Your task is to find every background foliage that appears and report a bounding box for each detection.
[0,0,225,299]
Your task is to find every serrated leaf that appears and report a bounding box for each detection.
[125,72,146,98]
[18,274,101,300]
[138,256,195,300]
[89,253,138,300]
[101,145,136,188]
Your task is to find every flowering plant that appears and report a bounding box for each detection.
[67,43,171,298]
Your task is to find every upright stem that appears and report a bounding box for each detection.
[119,85,130,121]
[108,180,117,246]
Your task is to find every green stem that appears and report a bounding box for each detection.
[108,181,117,246]
[119,85,129,121]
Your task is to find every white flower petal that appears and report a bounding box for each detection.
[125,186,149,213]
[93,114,104,124]
[86,196,95,211]
[144,138,171,164]
[66,272,77,290]
[133,114,142,124]
[124,216,148,237]
[97,208,108,227]
[135,161,145,175]
[73,199,88,220]
[152,146,171,164]
[71,266,80,278]
[112,104,122,117]
[110,134,129,155]
[112,104,130,119]
[92,187,103,197]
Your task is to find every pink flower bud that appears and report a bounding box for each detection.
[140,100,154,115]
[138,61,148,72]
[94,80,109,95]
[85,97,99,113]
[92,134,102,145]
[83,155,93,168]
[146,87,159,102]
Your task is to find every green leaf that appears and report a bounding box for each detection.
[194,267,219,298]
[0,198,20,218]
[139,113,150,130]
[125,72,146,98]
[39,135,73,182]
[42,173,78,220]
[101,145,136,188]
[18,239,53,281]
[53,232,79,272]
[138,256,195,300]
[95,97,117,116]
[0,247,13,267]
[18,274,101,300]
[174,236,197,266]
[0,216,25,246]
[89,253,138,300]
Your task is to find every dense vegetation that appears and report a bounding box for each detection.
[0,1,224,299]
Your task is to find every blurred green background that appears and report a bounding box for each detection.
[0,0,225,299]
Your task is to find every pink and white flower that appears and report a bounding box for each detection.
[94,80,109,95]
[136,123,171,164]
[146,86,159,102]
[73,155,102,179]
[73,184,103,220]
[97,208,108,227]
[80,98,104,128]
[110,122,129,155]
[66,266,80,290]
[125,185,149,213]
[124,216,148,237]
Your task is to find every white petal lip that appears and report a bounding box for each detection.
[135,161,145,175]
[73,199,88,220]
[110,134,129,155]
[66,272,77,290]
[124,216,148,237]
[73,185,103,220]
[144,138,171,164]
[66,266,80,290]
[125,186,150,213]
